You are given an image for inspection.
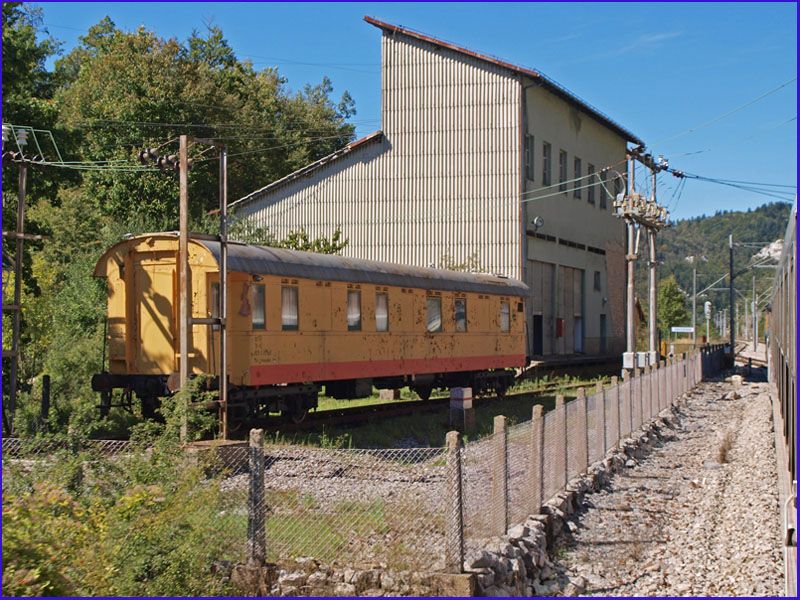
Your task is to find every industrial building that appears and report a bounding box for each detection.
[232,16,644,359]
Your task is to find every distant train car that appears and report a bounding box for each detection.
[91,233,528,425]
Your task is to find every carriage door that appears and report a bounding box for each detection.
[133,251,177,374]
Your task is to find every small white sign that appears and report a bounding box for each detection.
[671,326,695,333]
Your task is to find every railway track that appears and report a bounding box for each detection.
[241,379,601,435]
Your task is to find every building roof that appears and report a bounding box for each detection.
[230,130,384,209]
[364,16,644,146]
[95,233,529,297]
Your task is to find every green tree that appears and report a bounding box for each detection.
[657,275,690,337]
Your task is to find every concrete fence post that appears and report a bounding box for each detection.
[445,430,464,573]
[492,415,509,536]
[247,428,266,567]
[556,395,568,488]
[530,405,545,513]
[622,369,632,437]
[633,368,644,429]
[576,387,588,473]
[595,381,605,461]
[645,365,653,420]
[663,359,670,407]
[611,376,620,451]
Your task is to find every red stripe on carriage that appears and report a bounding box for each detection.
[248,354,527,385]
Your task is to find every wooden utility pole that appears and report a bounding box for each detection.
[647,166,658,364]
[179,135,190,442]
[219,145,229,439]
[6,161,27,432]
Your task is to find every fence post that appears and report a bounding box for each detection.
[634,368,643,430]
[530,405,544,513]
[247,428,266,567]
[576,387,588,472]
[645,365,653,420]
[492,416,508,535]
[622,369,631,437]
[638,367,645,426]
[445,430,464,573]
[611,376,620,451]
[594,381,605,462]
[556,395,568,487]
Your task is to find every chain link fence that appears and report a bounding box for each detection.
[4,349,723,594]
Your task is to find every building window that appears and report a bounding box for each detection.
[600,170,608,209]
[281,286,298,330]
[252,284,266,330]
[375,292,389,332]
[525,134,535,181]
[542,142,551,186]
[594,271,602,292]
[500,301,510,332]
[587,164,595,205]
[426,297,442,332]
[347,290,361,331]
[454,298,467,332]
[573,157,582,198]
[559,150,568,192]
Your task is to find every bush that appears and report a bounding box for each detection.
[2,442,243,596]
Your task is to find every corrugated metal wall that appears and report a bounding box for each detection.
[236,31,522,279]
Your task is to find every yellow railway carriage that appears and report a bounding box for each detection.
[92,233,528,423]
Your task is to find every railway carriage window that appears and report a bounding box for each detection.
[211,283,221,331]
[454,298,467,332]
[252,284,266,330]
[375,292,389,331]
[347,290,362,331]
[500,301,511,332]
[426,297,443,333]
[281,286,298,331]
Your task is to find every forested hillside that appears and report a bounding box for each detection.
[636,201,792,323]
[2,3,356,435]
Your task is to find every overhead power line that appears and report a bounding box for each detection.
[654,76,797,145]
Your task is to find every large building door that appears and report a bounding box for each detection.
[532,315,544,355]
[574,316,583,353]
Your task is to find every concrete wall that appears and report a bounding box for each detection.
[235,31,522,280]
[522,83,628,356]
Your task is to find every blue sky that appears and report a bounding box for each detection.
[33,1,797,220]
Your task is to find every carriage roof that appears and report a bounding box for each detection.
[95,233,529,297]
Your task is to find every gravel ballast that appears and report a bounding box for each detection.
[551,378,783,596]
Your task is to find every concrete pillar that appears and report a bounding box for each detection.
[449,387,475,432]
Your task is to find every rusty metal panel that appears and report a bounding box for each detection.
[233,30,522,281]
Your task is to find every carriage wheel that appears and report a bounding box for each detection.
[414,386,433,401]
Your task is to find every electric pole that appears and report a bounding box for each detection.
[752,274,757,352]
[692,267,697,346]
[728,234,735,364]
[614,147,670,373]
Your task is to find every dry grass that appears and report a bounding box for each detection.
[716,430,735,463]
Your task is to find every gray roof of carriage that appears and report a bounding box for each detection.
[198,239,529,296]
